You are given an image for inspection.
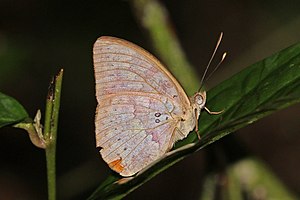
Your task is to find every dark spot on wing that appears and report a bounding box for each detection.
[155,112,161,117]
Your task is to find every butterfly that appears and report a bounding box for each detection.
[93,35,224,177]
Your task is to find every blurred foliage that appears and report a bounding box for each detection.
[201,158,297,200]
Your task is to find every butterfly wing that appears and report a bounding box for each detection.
[93,36,191,176]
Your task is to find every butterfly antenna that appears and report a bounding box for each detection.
[199,32,224,91]
[204,52,227,83]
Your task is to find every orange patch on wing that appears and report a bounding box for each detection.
[108,158,124,173]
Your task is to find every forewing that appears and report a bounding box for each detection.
[93,36,190,176]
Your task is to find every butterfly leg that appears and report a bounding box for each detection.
[196,107,223,140]
[196,131,201,140]
[194,109,201,140]
[195,122,201,140]
[204,107,224,115]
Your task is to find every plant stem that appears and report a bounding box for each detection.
[131,0,199,95]
[44,69,63,200]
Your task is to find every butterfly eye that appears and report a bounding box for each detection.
[195,94,204,105]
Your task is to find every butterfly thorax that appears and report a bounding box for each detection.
[172,91,206,143]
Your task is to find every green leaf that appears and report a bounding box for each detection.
[0,92,29,128]
[88,41,300,200]
[196,40,300,147]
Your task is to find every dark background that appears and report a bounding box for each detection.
[0,0,300,199]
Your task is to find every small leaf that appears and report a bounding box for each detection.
[0,92,29,128]
[89,41,300,200]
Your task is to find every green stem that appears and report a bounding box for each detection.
[131,0,199,95]
[44,69,64,200]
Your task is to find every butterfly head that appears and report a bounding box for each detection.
[189,90,207,133]
[193,90,206,107]
[191,90,207,118]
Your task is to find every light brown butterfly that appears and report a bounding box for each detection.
[93,34,224,176]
